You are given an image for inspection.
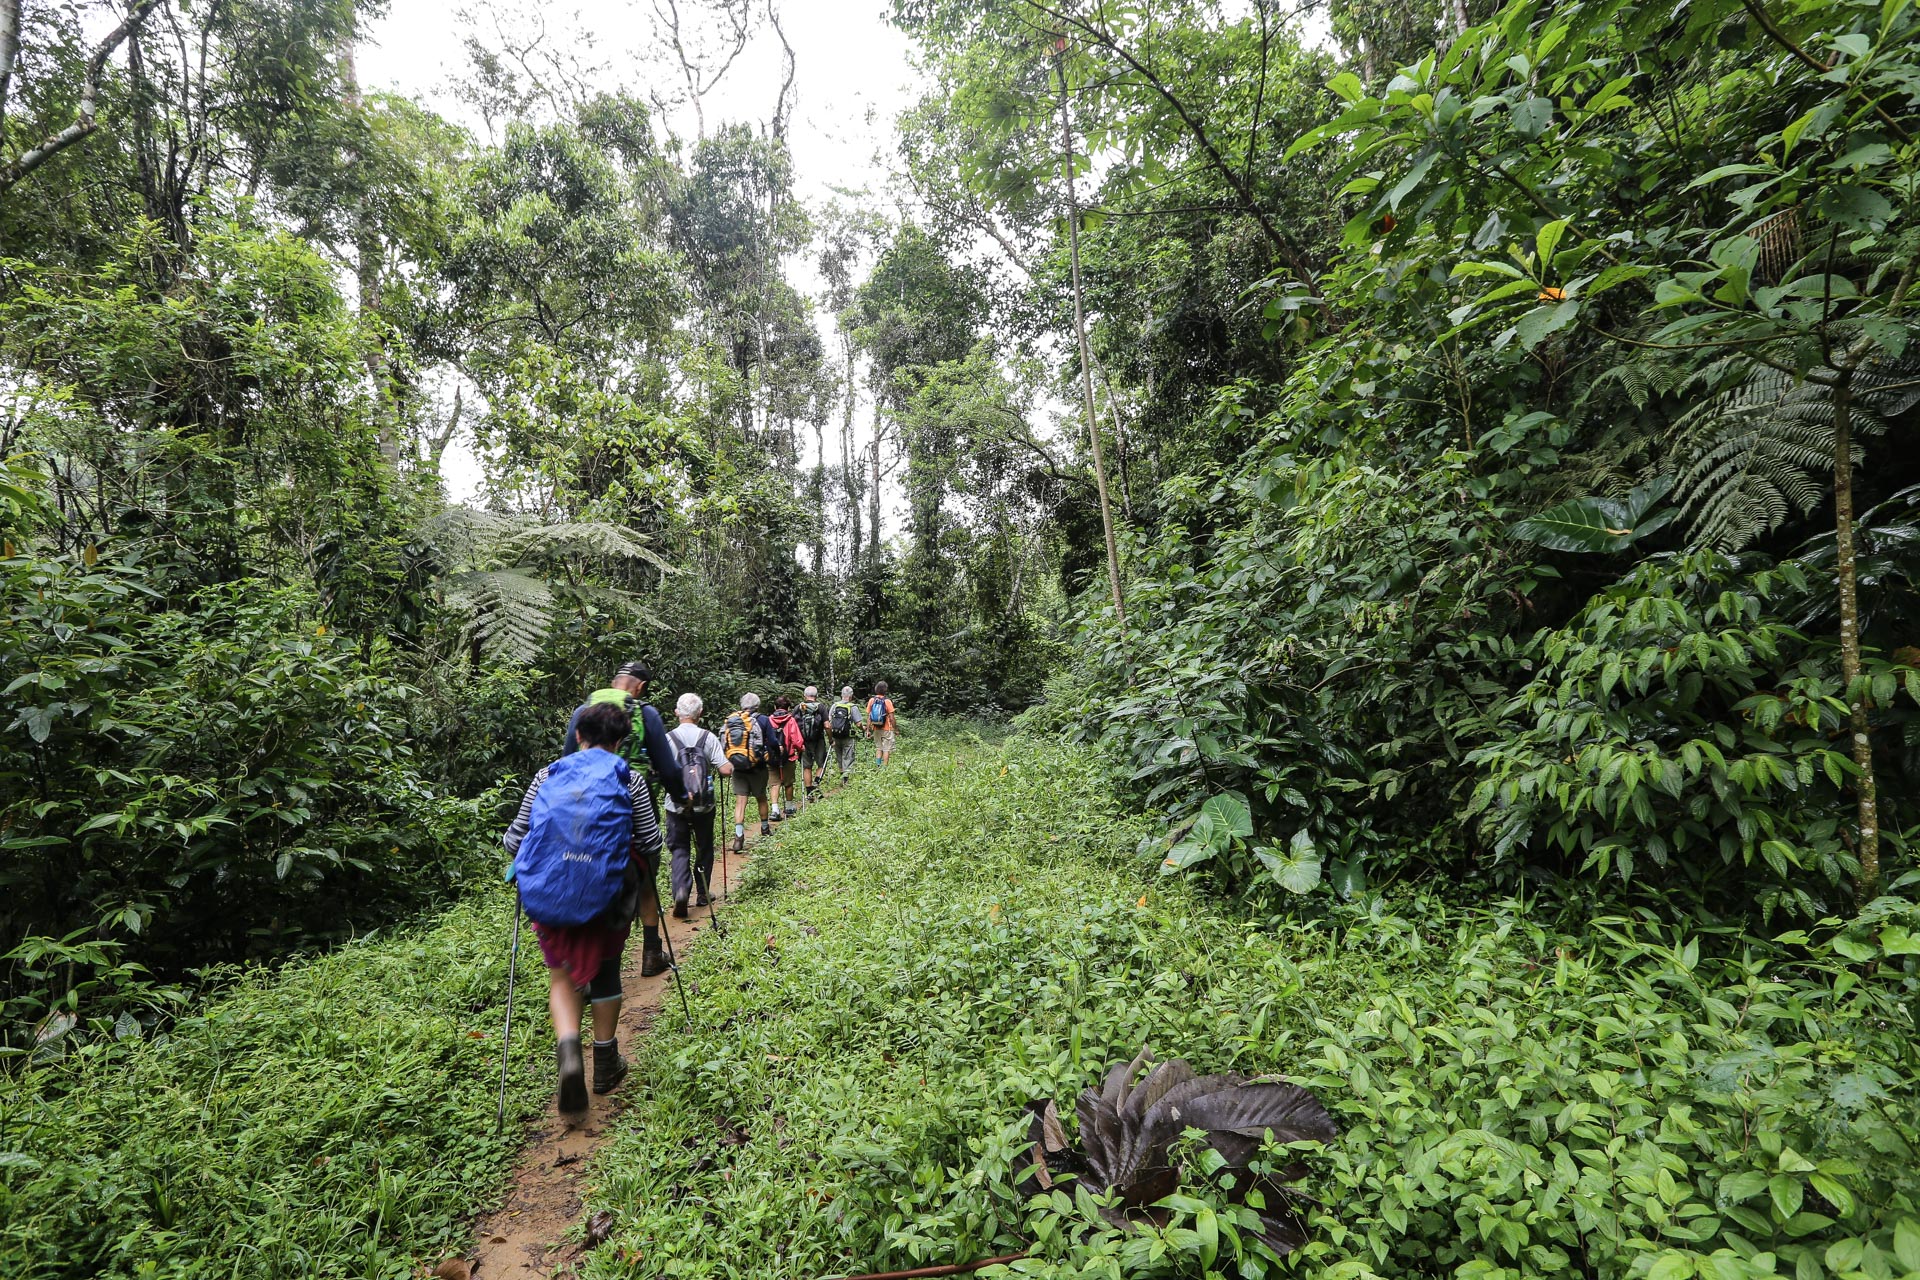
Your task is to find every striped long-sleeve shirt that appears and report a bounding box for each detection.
[502,759,663,864]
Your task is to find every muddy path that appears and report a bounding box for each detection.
[462,825,761,1279]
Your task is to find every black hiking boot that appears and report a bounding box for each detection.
[696,888,712,906]
[760,821,772,838]
[769,808,784,823]
[639,944,668,977]
[671,899,689,920]
[556,1036,588,1121]
[592,1039,630,1094]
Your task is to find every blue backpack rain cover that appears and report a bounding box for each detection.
[513,750,633,927]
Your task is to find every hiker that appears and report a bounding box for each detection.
[829,685,860,783]
[562,660,682,820]
[866,680,898,765]
[664,692,731,918]
[722,693,778,852]
[502,700,663,1119]
[768,694,806,819]
[796,685,829,800]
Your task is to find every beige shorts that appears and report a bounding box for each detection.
[874,729,896,753]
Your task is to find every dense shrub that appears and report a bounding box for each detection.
[1,521,497,1042]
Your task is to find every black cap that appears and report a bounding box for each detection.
[616,660,649,682]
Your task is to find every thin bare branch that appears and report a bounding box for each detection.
[0,0,165,197]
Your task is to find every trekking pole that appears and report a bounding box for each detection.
[696,808,727,937]
[657,903,695,1031]
[495,891,522,1134]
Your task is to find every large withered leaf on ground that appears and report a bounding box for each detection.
[1020,1048,1338,1258]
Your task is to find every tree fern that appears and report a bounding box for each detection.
[442,568,556,665]
[1667,355,1916,551]
[424,507,673,665]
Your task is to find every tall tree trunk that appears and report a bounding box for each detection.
[1833,378,1880,898]
[338,42,400,464]
[0,0,22,131]
[1055,51,1127,632]
[813,415,827,660]
[868,402,883,566]
[1448,0,1470,38]
[842,332,861,565]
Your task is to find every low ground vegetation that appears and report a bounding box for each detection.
[567,732,1920,1280]
[0,892,543,1279]
[4,730,1916,1278]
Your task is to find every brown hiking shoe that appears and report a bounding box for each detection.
[556,1037,588,1121]
[639,945,668,977]
[592,1039,630,1094]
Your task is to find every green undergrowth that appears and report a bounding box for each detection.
[580,732,1920,1280]
[0,890,545,1279]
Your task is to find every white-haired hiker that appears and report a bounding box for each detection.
[828,685,860,783]
[665,692,731,918]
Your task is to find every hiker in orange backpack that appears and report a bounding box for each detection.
[767,695,806,819]
[721,693,777,853]
[864,680,898,765]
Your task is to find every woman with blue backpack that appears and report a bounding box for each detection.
[502,700,664,1121]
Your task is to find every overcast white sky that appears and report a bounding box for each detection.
[358,1,917,504]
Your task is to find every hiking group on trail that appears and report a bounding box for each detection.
[501,661,901,1123]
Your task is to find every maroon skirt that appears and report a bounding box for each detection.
[533,917,631,988]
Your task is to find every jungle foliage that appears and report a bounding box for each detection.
[567,735,1920,1280]
[0,0,1069,1048]
[887,0,1920,917]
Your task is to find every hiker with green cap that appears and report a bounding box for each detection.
[559,661,678,975]
[828,685,860,784]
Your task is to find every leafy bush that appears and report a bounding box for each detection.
[0,889,542,1279]
[1033,431,1538,902]
[1,524,496,1042]
[1468,551,1920,917]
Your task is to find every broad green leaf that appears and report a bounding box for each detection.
[1879,925,1920,955]
[1200,791,1253,840]
[1894,1218,1920,1272]
[1536,218,1570,267]
[1511,96,1553,138]
[1647,1253,1696,1280]
[1513,299,1580,349]
[1388,150,1438,211]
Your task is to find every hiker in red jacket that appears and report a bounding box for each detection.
[767,695,806,819]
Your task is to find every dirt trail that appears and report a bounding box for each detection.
[463,828,758,1279]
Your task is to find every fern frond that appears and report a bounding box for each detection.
[506,521,676,574]
[565,580,669,631]
[1668,353,1913,551]
[443,568,556,664]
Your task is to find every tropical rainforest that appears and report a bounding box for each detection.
[2,0,1918,1276]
